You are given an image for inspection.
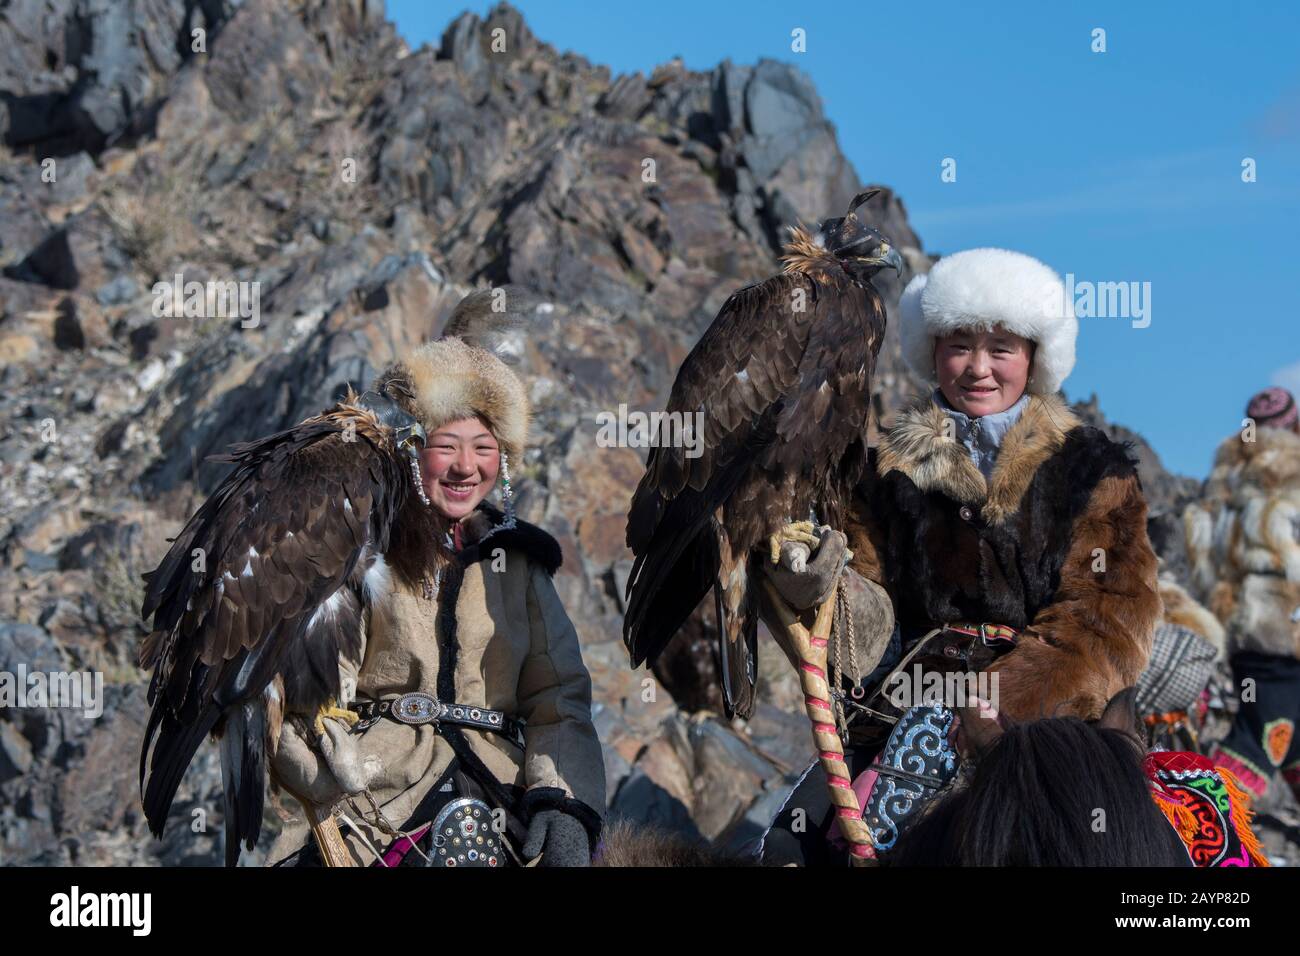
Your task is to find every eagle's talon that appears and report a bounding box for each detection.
[314,699,360,738]
[769,520,820,566]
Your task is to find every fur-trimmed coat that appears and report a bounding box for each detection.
[1184,424,1300,660]
[845,392,1162,721]
[267,507,606,864]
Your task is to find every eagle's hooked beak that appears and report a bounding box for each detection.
[857,243,905,275]
[394,421,426,458]
[358,390,427,454]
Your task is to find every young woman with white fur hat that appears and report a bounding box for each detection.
[759,248,1162,865]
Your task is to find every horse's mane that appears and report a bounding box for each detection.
[888,716,1192,866]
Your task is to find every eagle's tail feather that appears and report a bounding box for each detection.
[624,522,719,670]
[140,702,223,840]
[220,701,267,867]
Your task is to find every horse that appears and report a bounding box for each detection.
[885,690,1193,866]
[596,689,1263,866]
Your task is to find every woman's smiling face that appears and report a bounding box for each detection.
[419,416,500,521]
[934,325,1035,416]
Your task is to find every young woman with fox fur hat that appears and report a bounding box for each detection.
[269,318,605,867]
[760,248,1162,865]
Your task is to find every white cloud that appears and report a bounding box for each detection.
[1270,360,1300,395]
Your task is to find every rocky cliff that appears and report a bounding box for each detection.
[0,0,1205,865]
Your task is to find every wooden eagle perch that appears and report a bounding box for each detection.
[623,188,901,720]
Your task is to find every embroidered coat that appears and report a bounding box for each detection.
[845,392,1162,721]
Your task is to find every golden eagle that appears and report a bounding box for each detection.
[623,189,900,718]
[137,387,433,866]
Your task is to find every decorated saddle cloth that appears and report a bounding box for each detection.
[1144,750,1269,867]
[832,705,960,855]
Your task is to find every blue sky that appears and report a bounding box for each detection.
[389,1,1300,479]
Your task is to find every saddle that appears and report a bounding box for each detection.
[831,623,1018,857]
[831,705,961,854]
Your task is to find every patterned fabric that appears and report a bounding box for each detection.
[1246,386,1299,431]
[1136,623,1218,717]
[1264,718,1295,767]
[1208,745,1270,799]
[1144,750,1269,867]
[853,705,959,852]
[1213,651,1300,797]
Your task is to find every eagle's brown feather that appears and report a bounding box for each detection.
[139,398,415,865]
[624,240,887,718]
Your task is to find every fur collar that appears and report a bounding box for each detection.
[457,504,563,575]
[877,392,1082,524]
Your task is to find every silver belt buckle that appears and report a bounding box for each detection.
[391,692,441,725]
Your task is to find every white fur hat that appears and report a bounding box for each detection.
[899,248,1077,395]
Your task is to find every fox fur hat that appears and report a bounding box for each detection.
[899,248,1078,395]
[376,336,529,459]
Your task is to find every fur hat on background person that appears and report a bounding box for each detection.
[1246,386,1299,433]
[899,248,1078,395]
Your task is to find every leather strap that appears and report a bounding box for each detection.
[944,621,1021,648]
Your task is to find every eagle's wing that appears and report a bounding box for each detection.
[624,274,819,704]
[139,409,406,865]
[771,271,883,491]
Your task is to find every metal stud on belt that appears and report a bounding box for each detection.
[430,798,502,868]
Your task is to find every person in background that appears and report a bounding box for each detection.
[1186,386,1300,806]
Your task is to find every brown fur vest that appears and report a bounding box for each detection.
[846,393,1161,721]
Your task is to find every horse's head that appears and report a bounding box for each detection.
[953,686,1145,762]
[889,688,1191,866]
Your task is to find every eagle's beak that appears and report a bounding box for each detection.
[357,390,427,455]
[858,244,904,275]
[883,245,904,275]
[395,422,426,457]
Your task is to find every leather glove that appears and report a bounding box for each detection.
[270,642,377,806]
[270,713,379,807]
[522,809,591,867]
[766,525,850,611]
[831,569,897,684]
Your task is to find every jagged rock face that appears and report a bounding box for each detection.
[0,0,239,154]
[0,1,1204,865]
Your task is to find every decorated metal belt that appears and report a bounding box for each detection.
[428,798,507,868]
[350,693,526,750]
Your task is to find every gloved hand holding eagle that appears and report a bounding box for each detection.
[622,189,901,859]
